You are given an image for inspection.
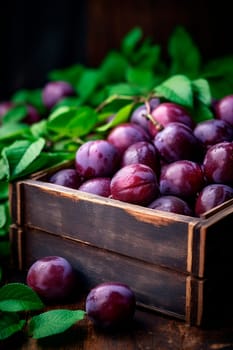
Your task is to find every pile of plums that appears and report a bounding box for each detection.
[49,95,233,217]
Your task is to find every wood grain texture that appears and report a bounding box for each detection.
[17,226,188,319]
[17,179,198,273]
[85,0,228,66]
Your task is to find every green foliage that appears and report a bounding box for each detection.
[201,56,233,98]
[0,241,10,258]
[0,312,26,340]
[29,309,86,339]
[96,103,135,132]
[154,74,193,108]
[1,139,74,181]
[2,105,28,124]
[0,181,8,201]
[121,27,143,58]
[0,283,85,340]
[2,138,45,180]
[12,88,45,115]
[48,63,85,87]
[168,26,201,78]
[100,51,128,84]
[0,283,44,312]
[191,78,212,106]
[0,203,8,234]
[0,123,30,146]
[47,106,98,138]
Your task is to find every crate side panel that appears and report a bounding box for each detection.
[201,276,233,327]
[201,207,233,278]
[20,182,193,272]
[19,227,187,319]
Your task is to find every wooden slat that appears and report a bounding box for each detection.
[199,206,233,278]
[18,179,200,274]
[17,226,188,320]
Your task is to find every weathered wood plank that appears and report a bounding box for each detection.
[18,180,199,273]
[13,225,188,320]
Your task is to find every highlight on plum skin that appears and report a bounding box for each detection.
[26,256,77,302]
[78,177,111,197]
[148,195,193,216]
[110,163,160,206]
[195,183,233,217]
[85,282,136,329]
[49,168,82,189]
[121,141,161,177]
[148,102,195,138]
[107,122,150,156]
[214,94,233,127]
[42,80,75,110]
[203,141,233,186]
[75,139,120,179]
[159,160,206,200]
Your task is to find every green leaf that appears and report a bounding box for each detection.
[52,140,80,152]
[129,36,160,68]
[0,204,7,229]
[0,241,10,257]
[2,138,46,179]
[168,26,201,78]
[2,105,28,124]
[192,78,211,106]
[75,69,100,102]
[100,51,128,84]
[107,83,143,97]
[154,74,193,108]
[126,67,155,90]
[53,96,82,109]
[1,139,59,180]
[30,120,48,139]
[0,312,26,340]
[48,64,84,87]
[97,111,115,125]
[0,201,11,237]
[201,56,233,99]
[11,89,45,115]
[121,27,143,57]
[0,158,9,181]
[201,56,233,79]
[0,123,30,142]
[0,181,9,200]
[135,44,161,69]
[89,87,108,107]
[209,78,233,100]
[48,106,98,137]
[0,283,44,312]
[10,151,74,181]
[29,309,85,339]
[192,102,214,123]
[12,138,46,177]
[99,97,134,114]
[96,103,134,132]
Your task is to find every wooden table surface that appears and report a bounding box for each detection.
[2,302,233,350]
[2,269,233,350]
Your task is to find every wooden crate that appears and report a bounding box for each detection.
[9,163,233,327]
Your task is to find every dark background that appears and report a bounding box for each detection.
[0,0,232,100]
